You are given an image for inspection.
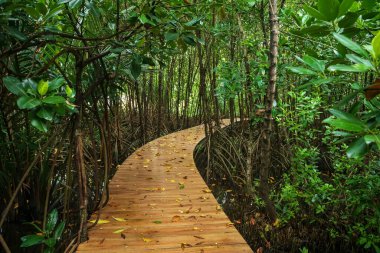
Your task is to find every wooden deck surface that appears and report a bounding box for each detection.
[77,124,252,253]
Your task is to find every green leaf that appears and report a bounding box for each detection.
[323,117,365,132]
[197,37,205,45]
[318,0,340,21]
[138,14,155,25]
[338,0,355,17]
[46,209,58,233]
[42,96,66,104]
[347,137,367,158]
[3,76,26,96]
[185,18,201,26]
[164,32,179,42]
[152,220,162,224]
[183,35,197,46]
[345,54,374,69]
[20,235,44,247]
[37,108,53,121]
[17,96,42,109]
[6,27,27,41]
[48,78,64,91]
[68,0,83,9]
[54,221,65,240]
[65,85,73,97]
[333,33,369,58]
[329,109,363,123]
[303,4,327,20]
[44,5,63,21]
[24,7,40,19]
[286,66,317,75]
[332,131,352,137]
[130,56,142,79]
[37,80,49,96]
[31,118,48,132]
[371,31,380,59]
[298,25,331,37]
[44,238,56,248]
[338,12,359,28]
[297,55,325,72]
[364,135,380,148]
[328,63,372,72]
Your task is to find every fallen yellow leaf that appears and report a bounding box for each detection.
[142,237,152,242]
[89,219,110,224]
[112,217,127,222]
[113,228,125,234]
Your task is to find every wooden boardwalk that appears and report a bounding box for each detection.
[77,124,252,253]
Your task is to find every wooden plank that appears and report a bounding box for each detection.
[77,124,252,252]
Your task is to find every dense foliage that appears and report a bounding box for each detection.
[1,0,379,252]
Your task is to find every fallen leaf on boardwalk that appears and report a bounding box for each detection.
[153,220,162,224]
[89,219,109,224]
[202,189,211,193]
[179,182,185,190]
[187,216,197,221]
[181,243,192,250]
[99,238,105,244]
[175,198,183,202]
[200,249,205,253]
[172,215,181,222]
[195,208,201,213]
[193,227,199,230]
[113,228,125,234]
[226,222,234,227]
[185,207,192,213]
[142,237,152,242]
[155,152,160,156]
[193,235,205,239]
[142,187,165,191]
[170,179,176,183]
[121,233,126,239]
[112,217,127,222]
[216,205,221,211]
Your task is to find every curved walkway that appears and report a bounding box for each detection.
[77,124,252,252]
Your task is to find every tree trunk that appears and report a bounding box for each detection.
[259,0,279,223]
